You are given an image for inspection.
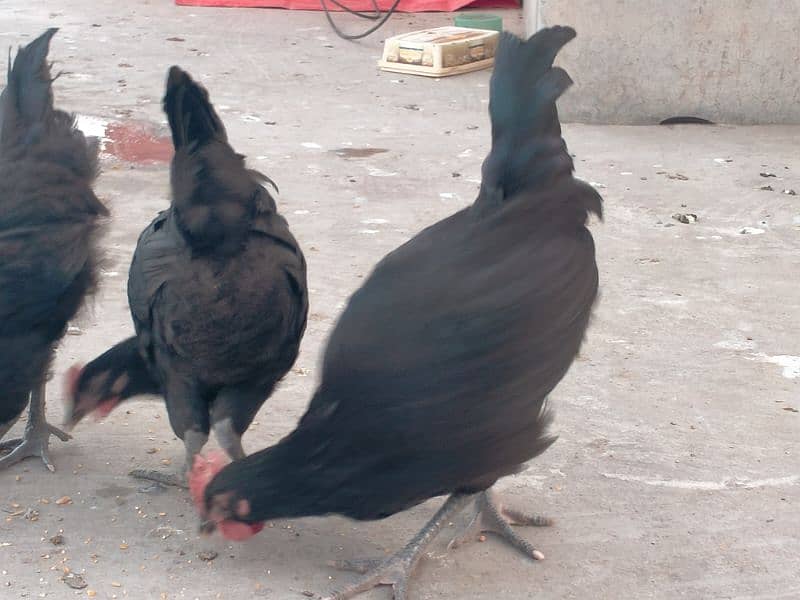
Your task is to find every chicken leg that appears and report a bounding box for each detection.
[446,489,551,559]
[325,494,474,600]
[129,416,248,488]
[0,383,72,472]
[325,489,550,600]
[212,416,246,461]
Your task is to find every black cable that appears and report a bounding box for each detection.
[321,0,403,40]
[327,0,382,20]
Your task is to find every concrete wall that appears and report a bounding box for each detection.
[525,0,800,124]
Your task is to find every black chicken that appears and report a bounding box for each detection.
[0,29,107,472]
[64,67,308,487]
[192,27,601,599]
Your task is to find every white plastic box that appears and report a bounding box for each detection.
[378,26,500,78]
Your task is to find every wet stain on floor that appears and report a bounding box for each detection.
[331,147,388,159]
[104,121,173,164]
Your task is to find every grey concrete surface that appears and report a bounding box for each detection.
[1,3,799,600]
[527,0,800,124]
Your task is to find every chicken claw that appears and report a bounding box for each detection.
[324,490,549,600]
[447,489,551,560]
[0,385,72,472]
[325,493,474,600]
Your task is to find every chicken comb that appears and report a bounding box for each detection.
[189,450,229,515]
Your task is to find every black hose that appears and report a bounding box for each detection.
[321,0,404,40]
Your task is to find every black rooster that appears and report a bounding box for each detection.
[0,29,107,472]
[192,27,601,599]
[65,67,308,487]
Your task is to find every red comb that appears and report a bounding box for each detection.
[189,450,229,514]
[94,398,118,420]
[218,519,264,541]
[189,451,263,541]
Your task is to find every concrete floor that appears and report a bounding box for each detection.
[1,2,799,600]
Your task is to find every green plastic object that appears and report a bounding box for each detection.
[454,13,503,32]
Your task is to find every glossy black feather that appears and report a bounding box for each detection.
[0,29,105,430]
[204,27,602,524]
[163,65,226,151]
[0,28,56,147]
[74,67,307,451]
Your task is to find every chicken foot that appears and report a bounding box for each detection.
[325,489,550,600]
[0,383,72,472]
[446,489,551,559]
[324,493,475,600]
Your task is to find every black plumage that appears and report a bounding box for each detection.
[0,29,107,471]
[65,67,308,485]
[197,26,601,599]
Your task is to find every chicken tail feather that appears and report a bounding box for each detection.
[163,65,226,151]
[477,27,599,217]
[163,66,264,252]
[0,28,58,149]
